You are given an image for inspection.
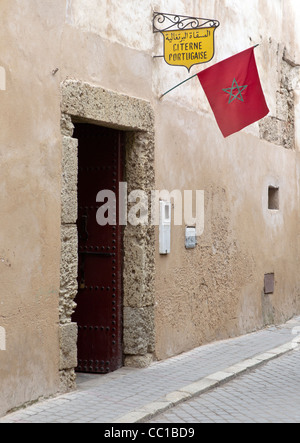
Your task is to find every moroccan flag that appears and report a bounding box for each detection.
[197,47,269,137]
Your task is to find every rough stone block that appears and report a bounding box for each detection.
[59,369,77,393]
[61,113,75,137]
[59,322,78,370]
[124,353,153,368]
[123,306,155,355]
[60,225,78,323]
[61,136,78,224]
[61,80,154,133]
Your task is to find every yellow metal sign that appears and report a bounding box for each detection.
[153,13,220,72]
[163,27,217,71]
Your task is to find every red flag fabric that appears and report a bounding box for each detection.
[197,47,269,137]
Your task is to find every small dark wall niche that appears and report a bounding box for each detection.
[268,186,279,210]
[264,273,275,294]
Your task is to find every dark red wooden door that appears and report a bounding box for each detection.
[72,124,124,374]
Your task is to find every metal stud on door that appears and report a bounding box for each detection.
[72,124,124,374]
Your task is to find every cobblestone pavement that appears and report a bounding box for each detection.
[149,350,300,423]
[1,315,300,423]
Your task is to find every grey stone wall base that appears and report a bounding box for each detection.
[59,369,77,393]
[123,306,155,356]
[59,323,78,371]
[124,354,153,369]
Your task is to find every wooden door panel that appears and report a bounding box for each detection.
[72,124,124,374]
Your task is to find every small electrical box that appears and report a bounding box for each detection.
[159,201,171,254]
[185,226,197,249]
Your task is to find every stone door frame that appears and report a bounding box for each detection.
[59,80,155,391]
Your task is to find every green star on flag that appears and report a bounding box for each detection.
[222,78,248,104]
[197,47,269,137]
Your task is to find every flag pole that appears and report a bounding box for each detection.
[159,45,259,101]
[159,74,198,100]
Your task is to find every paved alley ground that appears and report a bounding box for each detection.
[148,348,300,423]
[1,315,300,423]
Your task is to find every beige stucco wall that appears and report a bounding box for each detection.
[152,0,300,359]
[0,0,64,416]
[0,0,299,416]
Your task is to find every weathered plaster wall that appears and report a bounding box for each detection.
[154,102,300,358]
[0,0,66,416]
[0,0,156,415]
[153,0,300,359]
[60,0,300,361]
